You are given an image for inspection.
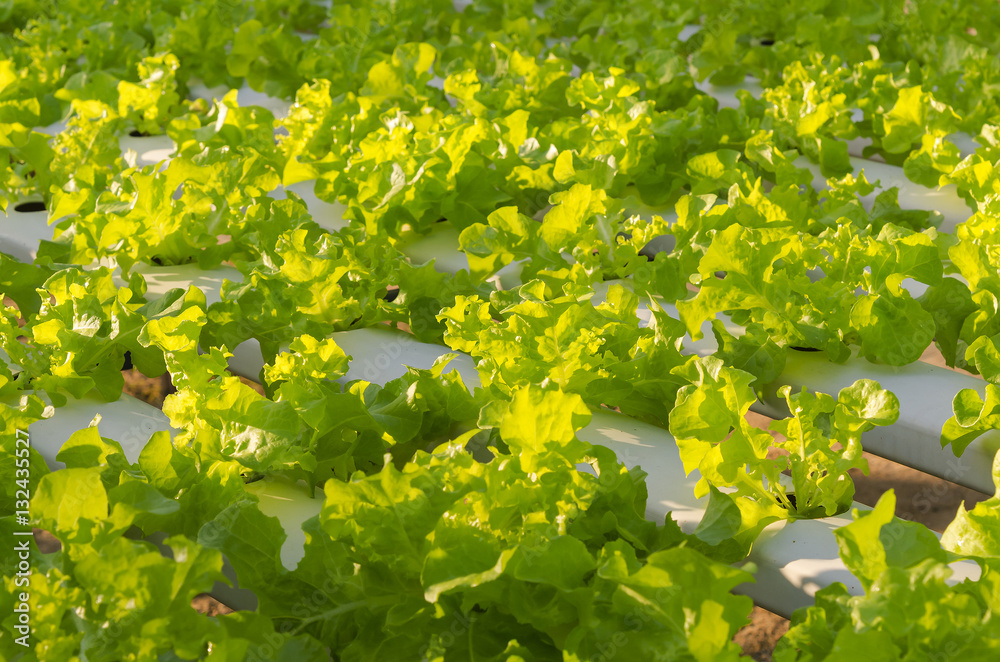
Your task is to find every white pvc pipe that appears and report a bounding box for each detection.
[269,180,349,232]
[243,477,323,571]
[125,262,242,308]
[0,200,52,262]
[645,294,997,494]
[1,391,171,467]
[616,283,997,494]
[332,325,481,386]
[118,134,175,168]
[694,77,764,110]
[760,349,1000,494]
[578,410,873,613]
[399,224,470,275]
[397,224,532,289]
[793,155,972,232]
[36,121,68,137]
[678,25,701,42]
[188,82,291,120]
[598,280,999,494]
[228,324,481,388]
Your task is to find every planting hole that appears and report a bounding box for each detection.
[128,129,150,137]
[14,200,46,213]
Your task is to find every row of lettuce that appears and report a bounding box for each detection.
[6,268,1000,660]
[5,0,1000,206]
[3,0,1000,659]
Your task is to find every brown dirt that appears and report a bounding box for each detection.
[851,453,989,532]
[121,369,175,408]
[734,607,790,661]
[191,593,235,617]
[33,528,60,554]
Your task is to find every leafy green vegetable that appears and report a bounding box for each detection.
[671,358,898,528]
[6,0,1000,657]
